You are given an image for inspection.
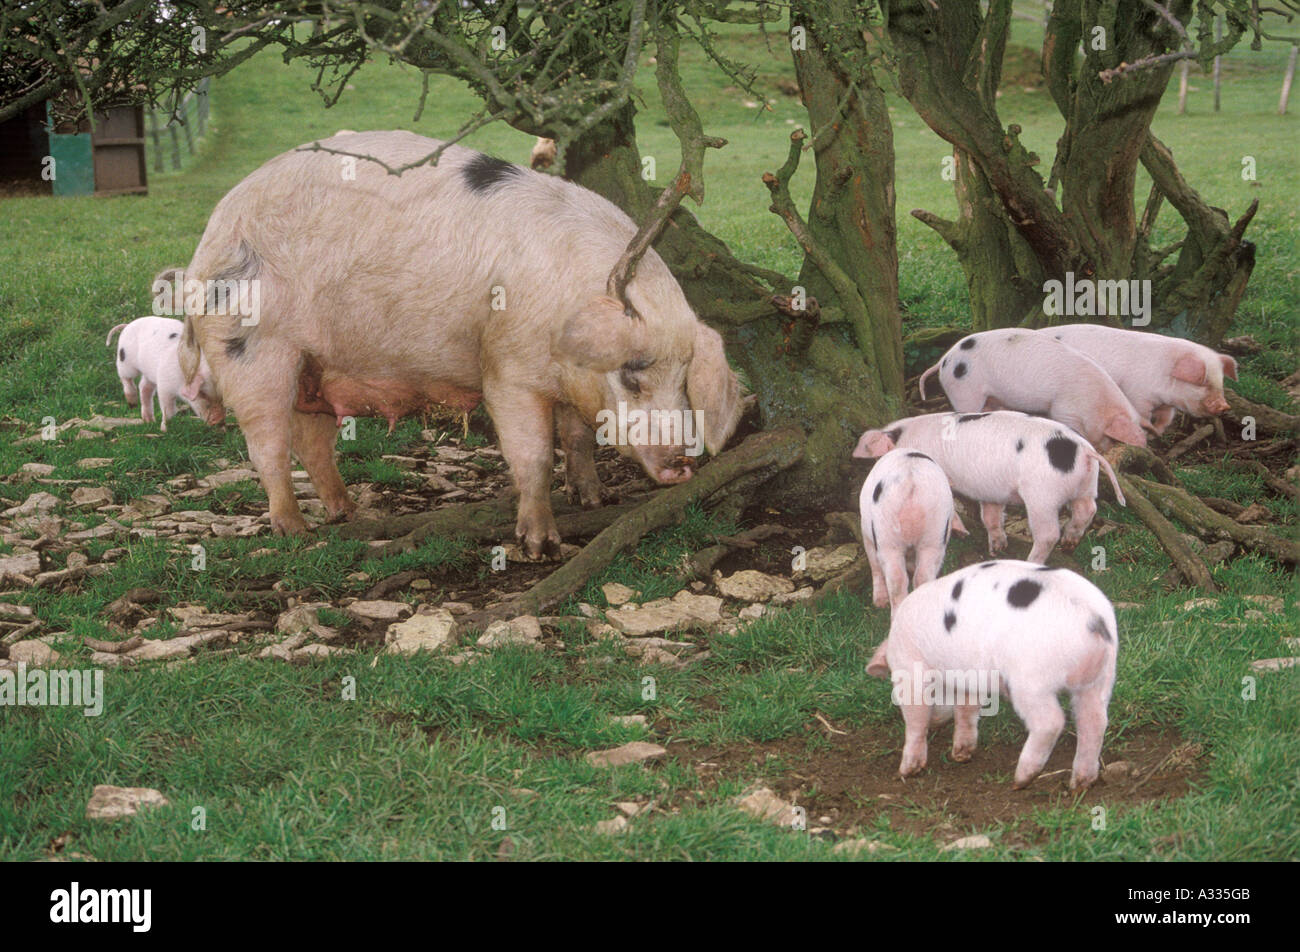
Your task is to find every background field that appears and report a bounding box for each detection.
[0,11,1296,860]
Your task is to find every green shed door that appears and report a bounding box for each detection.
[46,103,95,196]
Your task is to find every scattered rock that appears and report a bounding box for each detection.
[441,602,474,616]
[796,544,861,581]
[738,603,766,621]
[385,607,458,656]
[200,468,259,488]
[2,492,59,518]
[941,834,993,852]
[71,487,113,508]
[0,546,40,582]
[614,801,646,817]
[593,815,629,835]
[168,606,249,628]
[601,582,638,606]
[611,715,648,728]
[1103,760,1135,780]
[477,615,543,648]
[77,458,113,469]
[585,741,667,768]
[20,463,55,477]
[6,640,59,666]
[833,838,897,856]
[770,586,815,605]
[0,603,35,623]
[1249,657,1299,672]
[85,785,170,820]
[736,786,800,827]
[713,569,794,602]
[346,600,412,624]
[1243,595,1284,613]
[1202,541,1235,565]
[605,590,723,637]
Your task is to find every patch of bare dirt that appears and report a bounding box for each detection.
[672,725,1203,843]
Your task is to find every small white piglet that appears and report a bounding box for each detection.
[867,560,1118,790]
[1040,324,1238,433]
[860,449,967,610]
[108,316,221,431]
[852,411,1125,564]
[919,328,1151,448]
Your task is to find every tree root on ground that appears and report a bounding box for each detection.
[1224,390,1300,438]
[1117,475,1218,592]
[1128,475,1300,565]
[681,524,796,580]
[458,427,805,632]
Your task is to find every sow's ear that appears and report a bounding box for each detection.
[687,322,742,456]
[553,296,645,373]
[1220,354,1238,381]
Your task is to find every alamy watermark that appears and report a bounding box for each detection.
[1043,271,1151,326]
[594,402,706,457]
[888,664,1001,715]
[152,273,262,326]
[0,662,104,716]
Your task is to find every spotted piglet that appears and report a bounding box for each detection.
[859,449,967,611]
[867,561,1119,790]
[918,328,1151,448]
[108,316,222,431]
[852,411,1125,564]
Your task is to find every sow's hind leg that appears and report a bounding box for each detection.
[291,410,355,522]
[226,347,308,535]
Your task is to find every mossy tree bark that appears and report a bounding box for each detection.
[885,0,1257,341]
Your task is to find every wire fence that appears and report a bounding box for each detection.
[147,77,210,173]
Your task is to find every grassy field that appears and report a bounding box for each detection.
[0,11,1297,861]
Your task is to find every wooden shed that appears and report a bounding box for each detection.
[0,102,148,197]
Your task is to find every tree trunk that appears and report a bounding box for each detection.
[558,103,884,511]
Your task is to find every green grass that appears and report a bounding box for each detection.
[0,7,1297,861]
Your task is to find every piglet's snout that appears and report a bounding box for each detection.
[1202,392,1230,415]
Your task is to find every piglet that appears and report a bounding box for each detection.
[918,328,1151,448]
[867,560,1118,790]
[1040,324,1238,433]
[853,411,1124,564]
[860,448,967,610]
[108,316,222,431]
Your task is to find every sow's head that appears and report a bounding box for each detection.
[554,294,742,483]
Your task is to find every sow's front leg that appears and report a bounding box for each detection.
[556,403,607,510]
[485,380,561,559]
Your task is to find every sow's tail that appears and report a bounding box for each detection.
[918,361,942,400]
[171,240,263,388]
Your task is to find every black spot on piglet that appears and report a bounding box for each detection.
[168,332,179,339]
[953,361,967,379]
[943,610,957,632]
[1015,439,1024,452]
[118,347,125,363]
[906,451,931,461]
[957,413,988,423]
[959,337,976,350]
[1045,434,1078,473]
[952,579,963,600]
[1088,613,1113,643]
[884,427,902,443]
[1006,579,1042,608]
[872,482,884,503]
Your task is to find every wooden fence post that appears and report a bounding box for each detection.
[1281,45,1299,116]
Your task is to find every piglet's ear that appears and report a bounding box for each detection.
[852,431,893,459]
[1171,353,1207,385]
[554,296,646,373]
[1220,354,1238,382]
[688,322,742,456]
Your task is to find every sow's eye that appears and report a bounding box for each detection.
[619,356,655,394]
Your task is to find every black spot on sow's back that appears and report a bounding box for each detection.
[463,152,522,193]
[1006,578,1042,608]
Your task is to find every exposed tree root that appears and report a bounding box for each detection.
[1129,475,1300,565]
[1117,475,1218,592]
[1165,424,1216,462]
[1224,390,1300,438]
[1220,460,1300,505]
[1113,444,1179,485]
[459,428,805,631]
[681,524,795,580]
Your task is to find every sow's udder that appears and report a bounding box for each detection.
[296,358,481,430]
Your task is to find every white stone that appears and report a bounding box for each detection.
[605,590,724,637]
[796,544,860,581]
[585,741,667,768]
[736,787,800,827]
[477,615,543,648]
[6,640,59,666]
[941,834,993,852]
[86,785,170,820]
[601,582,638,606]
[385,607,458,656]
[713,570,794,602]
[346,600,412,624]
